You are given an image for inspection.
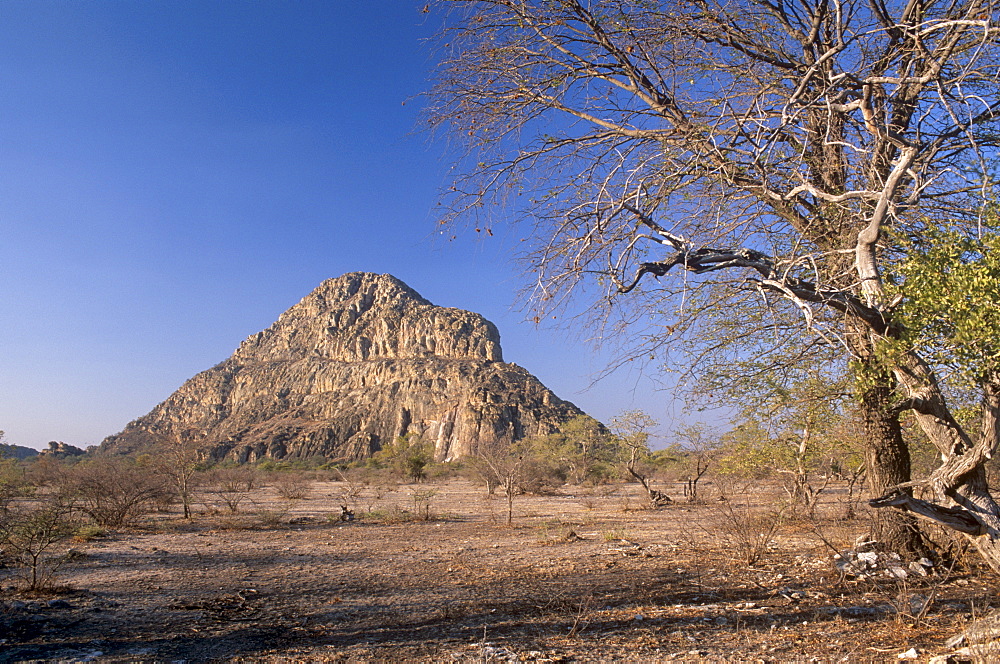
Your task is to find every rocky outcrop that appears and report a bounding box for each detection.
[100,273,585,463]
[39,441,86,457]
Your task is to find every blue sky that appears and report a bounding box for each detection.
[0,1,710,451]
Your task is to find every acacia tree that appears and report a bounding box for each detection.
[429,0,1000,564]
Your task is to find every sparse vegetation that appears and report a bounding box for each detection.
[270,471,313,500]
[0,460,996,661]
[0,501,76,590]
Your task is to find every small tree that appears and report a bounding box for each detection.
[208,466,258,514]
[0,455,30,512]
[673,424,722,502]
[154,433,204,519]
[611,410,672,507]
[475,438,532,525]
[0,501,77,590]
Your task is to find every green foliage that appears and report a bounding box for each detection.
[371,433,434,482]
[717,422,778,479]
[0,456,31,511]
[610,410,657,456]
[534,415,622,485]
[255,457,330,472]
[888,220,1000,386]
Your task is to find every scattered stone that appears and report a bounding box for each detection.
[47,599,73,609]
[478,644,519,662]
[887,565,908,579]
[833,538,933,580]
[897,647,919,659]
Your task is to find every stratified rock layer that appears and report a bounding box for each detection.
[100,273,584,462]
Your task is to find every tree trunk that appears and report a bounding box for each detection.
[858,379,933,558]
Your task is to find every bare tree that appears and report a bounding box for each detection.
[474,438,531,525]
[429,0,1000,563]
[611,409,672,507]
[62,457,169,528]
[208,466,258,514]
[0,501,77,590]
[673,424,721,502]
[154,432,204,519]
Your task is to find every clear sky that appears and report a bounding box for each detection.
[0,1,715,451]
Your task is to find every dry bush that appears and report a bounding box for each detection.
[207,467,258,514]
[254,504,289,528]
[270,472,313,500]
[60,458,170,528]
[714,497,786,566]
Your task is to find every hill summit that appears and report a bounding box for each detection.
[100,273,585,462]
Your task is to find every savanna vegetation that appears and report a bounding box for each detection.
[3,419,1000,661]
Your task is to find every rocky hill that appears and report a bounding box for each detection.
[99,273,585,463]
[0,443,39,460]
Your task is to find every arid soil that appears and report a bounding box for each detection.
[2,479,997,662]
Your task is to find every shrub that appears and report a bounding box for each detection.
[0,456,31,510]
[207,467,258,514]
[255,505,289,528]
[410,489,437,521]
[715,498,786,566]
[61,458,170,528]
[271,472,312,500]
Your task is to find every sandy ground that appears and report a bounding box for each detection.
[1,479,997,662]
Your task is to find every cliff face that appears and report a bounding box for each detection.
[100,273,584,462]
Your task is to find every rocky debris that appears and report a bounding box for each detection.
[99,272,586,463]
[832,537,934,580]
[606,540,644,556]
